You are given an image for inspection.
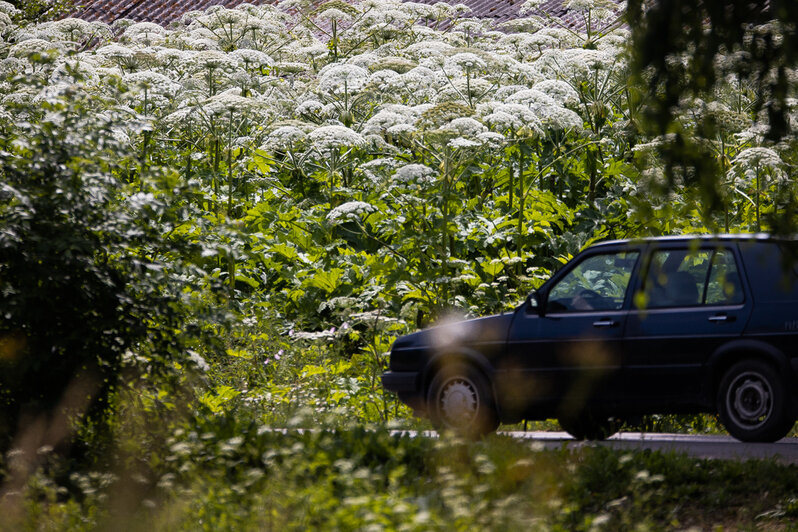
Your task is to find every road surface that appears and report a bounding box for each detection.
[502,431,798,463]
[272,428,798,463]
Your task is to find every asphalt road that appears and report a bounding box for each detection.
[273,428,798,463]
[503,431,798,464]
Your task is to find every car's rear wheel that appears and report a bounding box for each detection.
[717,359,794,442]
[427,363,498,438]
[558,412,620,441]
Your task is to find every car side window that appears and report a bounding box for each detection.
[546,252,639,313]
[642,248,743,308]
[705,249,744,305]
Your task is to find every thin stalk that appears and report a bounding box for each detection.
[517,148,525,247]
[328,150,339,201]
[756,168,761,232]
[508,134,515,212]
[523,139,602,199]
[443,147,452,260]
[227,108,234,216]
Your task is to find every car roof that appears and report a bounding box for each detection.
[586,233,790,250]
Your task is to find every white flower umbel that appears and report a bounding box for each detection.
[519,0,546,14]
[49,57,98,85]
[201,87,263,117]
[563,0,620,23]
[359,157,400,184]
[533,80,579,106]
[0,1,18,16]
[394,163,435,183]
[296,99,332,121]
[445,52,487,72]
[191,50,238,71]
[230,48,274,69]
[448,137,481,149]
[477,131,505,148]
[367,69,400,92]
[439,116,487,138]
[317,63,370,96]
[9,39,61,58]
[308,125,367,153]
[506,88,557,109]
[124,70,181,95]
[327,201,376,223]
[0,12,12,32]
[496,32,549,59]
[160,107,194,129]
[272,61,311,78]
[307,124,369,193]
[482,109,521,131]
[316,7,354,23]
[538,105,584,131]
[264,125,307,150]
[404,40,455,60]
[537,48,618,80]
[122,21,167,45]
[479,102,543,136]
[727,146,787,231]
[391,66,442,104]
[40,18,111,50]
[363,109,417,135]
[154,48,190,70]
[498,19,545,36]
[732,147,784,176]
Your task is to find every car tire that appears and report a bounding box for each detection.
[717,359,794,443]
[427,363,499,438]
[558,412,620,441]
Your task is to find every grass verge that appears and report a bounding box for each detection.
[2,414,798,531]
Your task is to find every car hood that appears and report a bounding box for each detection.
[392,312,515,352]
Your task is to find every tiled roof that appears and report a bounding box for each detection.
[410,0,593,27]
[71,0,621,31]
[72,0,269,26]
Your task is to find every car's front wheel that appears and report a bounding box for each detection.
[427,363,498,438]
[717,359,794,443]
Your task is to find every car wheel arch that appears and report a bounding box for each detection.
[707,340,791,398]
[422,349,496,400]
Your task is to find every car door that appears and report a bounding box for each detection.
[623,243,751,403]
[504,247,641,413]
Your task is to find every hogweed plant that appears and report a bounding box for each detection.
[1,0,798,479]
[4,0,798,525]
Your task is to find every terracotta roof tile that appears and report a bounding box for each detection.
[71,0,621,31]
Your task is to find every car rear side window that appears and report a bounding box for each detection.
[705,249,744,305]
[642,248,743,308]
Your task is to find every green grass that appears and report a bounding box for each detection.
[4,413,798,531]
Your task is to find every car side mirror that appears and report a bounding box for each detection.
[525,291,542,315]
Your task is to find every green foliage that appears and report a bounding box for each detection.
[1,0,798,526]
[8,0,75,22]
[5,419,798,530]
[627,0,798,231]
[0,74,228,454]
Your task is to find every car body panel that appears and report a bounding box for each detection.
[381,234,798,428]
[623,242,753,405]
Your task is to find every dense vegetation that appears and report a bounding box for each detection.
[1,0,798,527]
[8,425,798,530]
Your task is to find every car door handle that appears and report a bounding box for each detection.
[708,314,735,323]
[593,319,618,328]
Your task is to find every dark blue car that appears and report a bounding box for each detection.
[382,235,798,442]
